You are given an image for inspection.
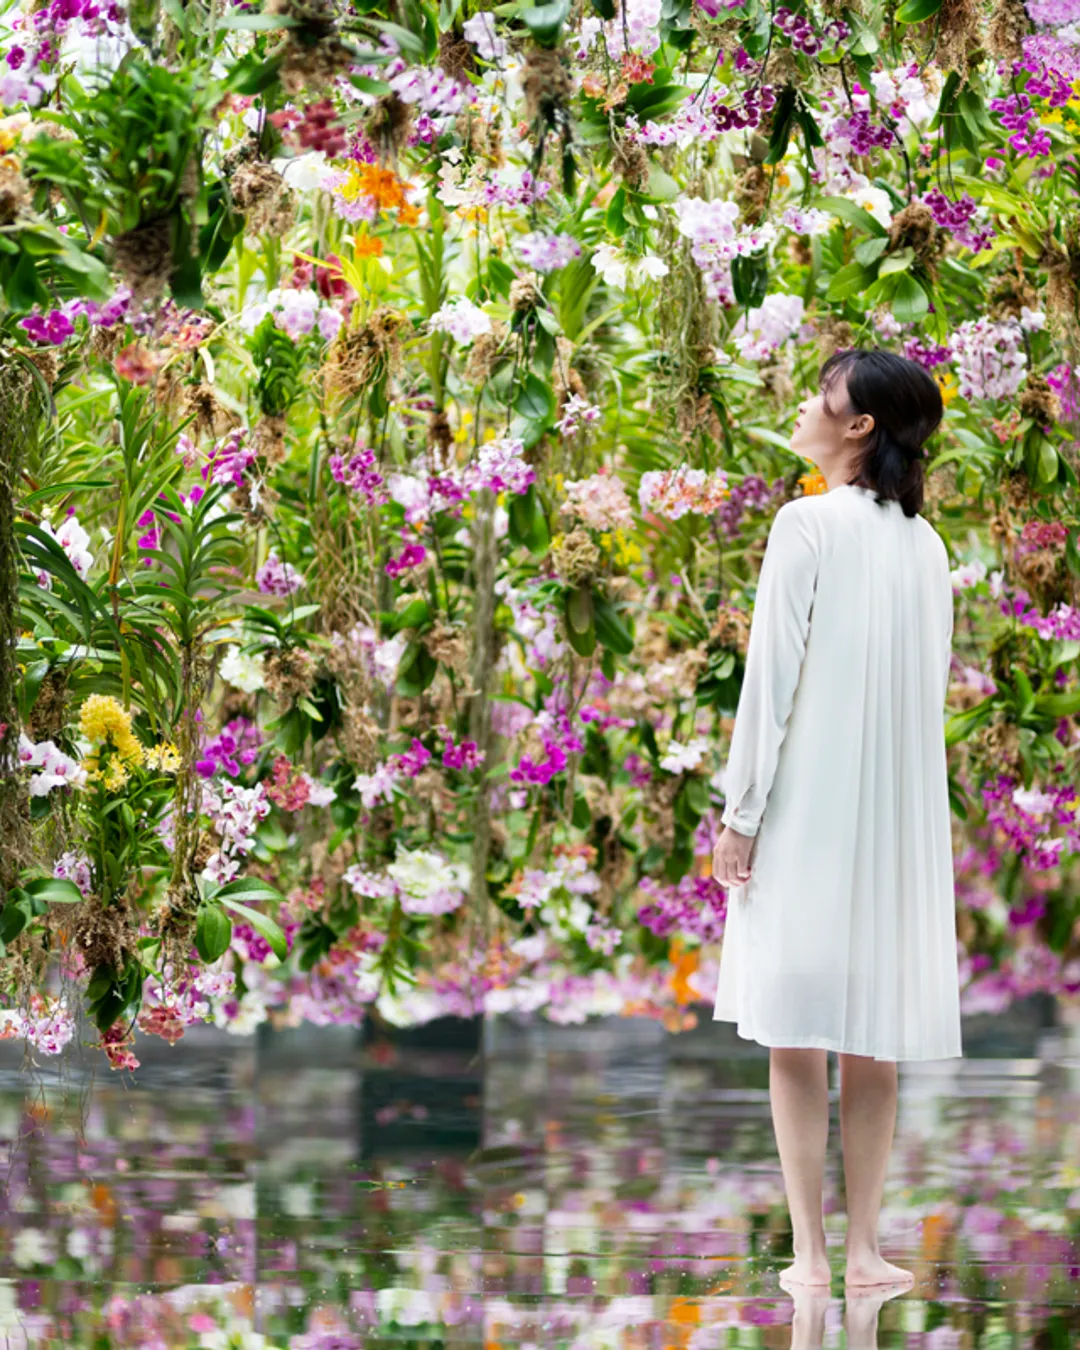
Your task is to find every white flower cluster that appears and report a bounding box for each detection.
[950,559,1004,596]
[730,292,806,362]
[869,62,937,128]
[947,317,1027,402]
[345,847,471,917]
[200,780,271,885]
[36,512,93,589]
[239,286,344,343]
[601,0,663,58]
[672,196,778,306]
[428,295,492,344]
[340,623,410,691]
[17,735,87,795]
[590,243,669,290]
[462,11,506,62]
[659,736,711,774]
[220,646,266,694]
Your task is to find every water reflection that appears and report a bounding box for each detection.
[0,1014,1076,1346]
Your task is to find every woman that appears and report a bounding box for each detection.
[710,347,962,1293]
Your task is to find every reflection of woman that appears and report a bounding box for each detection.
[711,349,962,1290]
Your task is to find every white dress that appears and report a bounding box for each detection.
[713,483,962,1061]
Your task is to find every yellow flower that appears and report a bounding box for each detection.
[553,472,565,496]
[79,695,144,765]
[80,694,132,744]
[599,532,612,551]
[145,742,181,774]
[936,371,959,406]
[613,527,642,567]
[101,760,130,792]
[82,753,131,791]
[453,410,474,444]
[0,114,29,153]
[551,531,565,549]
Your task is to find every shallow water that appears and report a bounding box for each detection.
[0,1012,1076,1347]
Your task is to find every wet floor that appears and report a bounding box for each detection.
[0,1011,1077,1347]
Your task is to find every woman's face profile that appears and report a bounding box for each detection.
[790,370,873,472]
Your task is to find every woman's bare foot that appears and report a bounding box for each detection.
[844,1249,914,1287]
[779,1253,832,1287]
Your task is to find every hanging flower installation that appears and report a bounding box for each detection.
[0,0,1077,1063]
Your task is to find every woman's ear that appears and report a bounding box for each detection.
[846,411,874,441]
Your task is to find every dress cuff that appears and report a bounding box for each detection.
[721,801,760,837]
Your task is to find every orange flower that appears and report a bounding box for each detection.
[798,470,828,495]
[354,233,384,257]
[89,1182,118,1226]
[354,162,411,210]
[397,200,420,227]
[668,937,701,1006]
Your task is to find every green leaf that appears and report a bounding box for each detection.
[1033,688,1080,718]
[826,261,876,301]
[731,251,769,308]
[20,480,112,505]
[195,903,233,963]
[214,876,287,907]
[217,896,288,962]
[514,372,555,424]
[593,592,634,655]
[944,696,995,747]
[366,19,427,59]
[519,0,570,46]
[1037,439,1059,485]
[891,273,930,323]
[565,583,593,634]
[0,901,29,946]
[396,597,431,630]
[810,194,888,238]
[22,877,85,904]
[644,164,680,201]
[563,585,596,656]
[879,247,915,276]
[605,184,628,237]
[854,236,890,266]
[764,84,796,166]
[217,10,297,26]
[895,0,941,21]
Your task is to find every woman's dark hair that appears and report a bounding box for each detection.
[818,346,944,519]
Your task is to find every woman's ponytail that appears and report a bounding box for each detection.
[865,425,926,519]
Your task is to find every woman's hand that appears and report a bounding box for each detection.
[712,824,756,889]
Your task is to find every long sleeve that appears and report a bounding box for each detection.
[721,501,819,837]
[938,535,953,707]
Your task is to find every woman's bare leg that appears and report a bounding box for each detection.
[769,1046,831,1286]
[838,1053,912,1286]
